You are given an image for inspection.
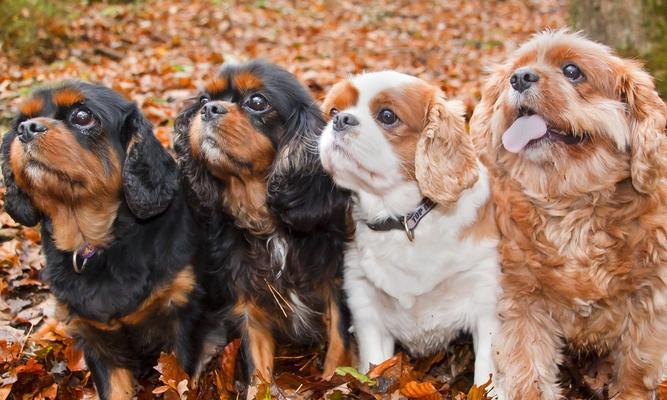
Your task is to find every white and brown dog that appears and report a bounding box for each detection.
[318,71,502,390]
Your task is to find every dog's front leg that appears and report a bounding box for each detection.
[611,308,667,400]
[85,352,135,400]
[473,311,501,397]
[495,297,563,400]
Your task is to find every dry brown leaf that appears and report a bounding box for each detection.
[400,380,438,398]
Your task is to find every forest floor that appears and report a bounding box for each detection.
[3,1,661,399]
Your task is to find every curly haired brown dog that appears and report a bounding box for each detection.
[471,30,667,399]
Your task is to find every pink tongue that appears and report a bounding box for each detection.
[502,115,548,153]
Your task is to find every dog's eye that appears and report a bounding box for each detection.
[70,108,95,128]
[244,94,270,113]
[377,108,399,126]
[200,96,210,105]
[330,108,339,117]
[562,64,584,82]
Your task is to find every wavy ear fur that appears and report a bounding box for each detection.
[415,94,479,209]
[616,59,667,194]
[267,105,347,232]
[122,106,178,219]
[1,132,41,226]
[470,66,507,166]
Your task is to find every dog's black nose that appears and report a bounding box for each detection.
[332,112,359,132]
[17,120,48,143]
[201,102,228,121]
[510,68,540,93]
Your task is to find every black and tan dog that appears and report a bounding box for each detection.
[1,82,222,399]
[174,60,351,384]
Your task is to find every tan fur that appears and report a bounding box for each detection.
[9,118,122,251]
[205,78,227,95]
[322,294,351,378]
[321,80,359,120]
[53,88,84,108]
[60,266,196,331]
[19,97,44,117]
[368,84,432,179]
[233,72,263,91]
[416,94,479,209]
[107,368,134,400]
[232,301,275,383]
[470,30,667,400]
[458,199,498,242]
[221,176,273,235]
[188,101,276,235]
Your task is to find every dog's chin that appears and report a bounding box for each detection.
[325,153,402,197]
[23,158,84,187]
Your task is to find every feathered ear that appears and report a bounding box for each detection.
[470,65,506,164]
[617,59,667,194]
[415,94,479,209]
[122,105,178,219]
[173,105,221,215]
[1,132,41,226]
[267,105,348,232]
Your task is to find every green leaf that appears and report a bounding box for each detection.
[334,366,377,386]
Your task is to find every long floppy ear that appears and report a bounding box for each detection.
[1,132,41,226]
[415,94,479,209]
[617,60,667,194]
[470,66,506,165]
[122,105,178,219]
[267,105,348,232]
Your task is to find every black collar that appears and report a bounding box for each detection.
[365,198,436,241]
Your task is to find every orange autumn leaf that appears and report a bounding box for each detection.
[467,376,494,400]
[220,338,241,392]
[400,380,438,398]
[368,354,400,379]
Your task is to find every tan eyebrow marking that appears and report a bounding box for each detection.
[233,72,263,91]
[53,88,85,108]
[19,97,44,117]
[205,78,227,94]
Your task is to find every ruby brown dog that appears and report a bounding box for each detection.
[1,82,217,400]
[318,71,502,390]
[471,30,667,399]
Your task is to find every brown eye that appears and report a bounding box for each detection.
[244,94,269,112]
[562,64,584,82]
[377,108,398,126]
[200,96,209,105]
[330,108,339,117]
[70,108,94,127]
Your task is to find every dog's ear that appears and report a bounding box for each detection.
[122,105,178,219]
[1,132,41,226]
[267,105,348,232]
[415,94,479,209]
[173,105,221,214]
[470,65,507,165]
[617,59,667,194]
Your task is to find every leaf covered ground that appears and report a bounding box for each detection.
[2,0,665,399]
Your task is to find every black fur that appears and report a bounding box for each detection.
[174,60,351,380]
[1,132,40,226]
[1,82,220,399]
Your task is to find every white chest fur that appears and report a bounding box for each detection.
[344,166,501,385]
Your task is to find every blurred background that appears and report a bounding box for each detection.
[0,1,665,399]
[0,1,664,138]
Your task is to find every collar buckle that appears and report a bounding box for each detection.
[402,216,415,242]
